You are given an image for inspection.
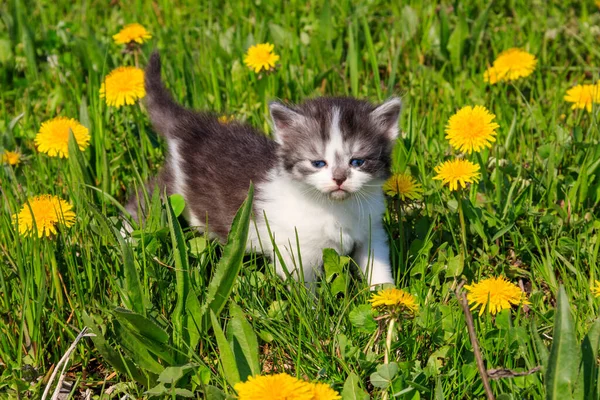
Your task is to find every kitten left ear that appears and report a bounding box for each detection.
[370,97,402,141]
[269,101,305,144]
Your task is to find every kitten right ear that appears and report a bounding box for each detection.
[269,102,305,144]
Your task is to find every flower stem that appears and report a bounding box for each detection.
[456,191,468,259]
[384,317,396,364]
[382,317,397,400]
[396,199,405,278]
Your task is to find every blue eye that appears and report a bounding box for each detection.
[311,160,327,168]
[350,159,365,167]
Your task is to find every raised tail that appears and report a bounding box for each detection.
[145,51,185,137]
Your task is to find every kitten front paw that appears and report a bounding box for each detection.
[366,263,395,288]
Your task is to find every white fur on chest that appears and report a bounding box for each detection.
[251,171,387,280]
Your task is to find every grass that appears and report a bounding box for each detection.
[1,0,600,398]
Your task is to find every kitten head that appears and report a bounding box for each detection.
[270,97,401,201]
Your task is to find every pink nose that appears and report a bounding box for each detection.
[333,177,346,186]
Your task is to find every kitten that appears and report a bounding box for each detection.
[127,52,401,287]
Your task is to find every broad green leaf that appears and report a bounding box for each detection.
[145,383,168,397]
[169,194,186,217]
[201,184,254,327]
[113,308,168,344]
[186,290,203,353]
[470,2,492,53]
[330,275,347,296]
[348,304,378,334]
[205,386,227,400]
[545,286,580,399]
[227,302,260,381]
[446,254,463,277]
[580,318,600,399]
[82,312,148,387]
[114,321,165,375]
[157,363,196,384]
[188,237,207,257]
[342,372,369,400]
[447,13,468,70]
[323,248,350,282]
[370,362,399,389]
[210,311,241,386]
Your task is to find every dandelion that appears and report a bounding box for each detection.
[564,83,600,112]
[244,43,280,73]
[100,66,145,108]
[218,115,235,123]
[35,117,90,158]
[234,373,313,400]
[13,195,76,238]
[309,382,341,400]
[383,173,423,201]
[593,280,600,298]
[369,287,418,315]
[445,106,499,154]
[465,276,528,316]
[433,159,481,191]
[484,48,537,84]
[112,23,152,45]
[2,150,21,165]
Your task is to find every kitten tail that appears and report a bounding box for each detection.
[145,51,185,137]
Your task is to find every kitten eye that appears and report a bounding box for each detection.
[350,158,365,167]
[311,160,327,168]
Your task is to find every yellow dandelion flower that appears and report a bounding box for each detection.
[35,117,90,158]
[13,195,76,238]
[218,115,235,123]
[244,43,280,73]
[483,48,537,84]
[100,66,146,108]
[369,287,418,314]
[465,276,529,316]
[309,382,341,400]
[445,106,499,154]
[112,23,152,45]
[564,84,600,112]
[433,159,481,191]
[2,150,21,165]
[592,280,600,298]
[383,173,423,201]
[234,373,313,400]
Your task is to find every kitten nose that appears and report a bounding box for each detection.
[333,177,346,187]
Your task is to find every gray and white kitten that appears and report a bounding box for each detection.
[128,52,401,286]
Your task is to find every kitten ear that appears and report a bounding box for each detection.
[269,101,305,144]
[370,97,402,141]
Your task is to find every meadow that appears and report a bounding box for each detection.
[2,0,600,398]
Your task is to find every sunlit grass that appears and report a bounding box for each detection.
[1,0,600,398]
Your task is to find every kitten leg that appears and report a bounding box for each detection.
[354,221,394,287]
[272,244,320,284]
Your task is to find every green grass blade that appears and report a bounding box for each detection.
[227,302,260,381]
[545,286,580,399]
[201,184,254,326]
[210,310,241,386]
[165,189,191,356]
